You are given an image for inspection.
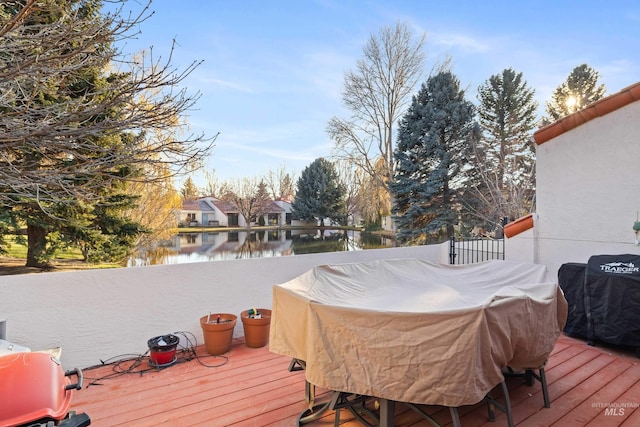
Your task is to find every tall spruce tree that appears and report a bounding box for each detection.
[390,71,476,243]
[292,158,346,225]
[466,68,538,230]
[545,63,606,122]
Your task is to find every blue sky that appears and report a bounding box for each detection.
[115,0,640,188]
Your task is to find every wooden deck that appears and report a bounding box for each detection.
[70,334,640,426]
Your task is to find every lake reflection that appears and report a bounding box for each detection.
[128,228,395,266]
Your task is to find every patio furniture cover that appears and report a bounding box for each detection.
[269,258,567,407]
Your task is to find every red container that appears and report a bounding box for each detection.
[147,334,179,366]
[0,352,82,426]
[149,347,176,365]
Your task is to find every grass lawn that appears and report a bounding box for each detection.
[1,235,119,275]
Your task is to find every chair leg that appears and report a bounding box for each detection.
[501,380,514,427]
[450,407,462,427]
[539,367,550,408]
[525,367,550,408]
[485,380,514,427]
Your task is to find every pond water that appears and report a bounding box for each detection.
[127,228,395,266]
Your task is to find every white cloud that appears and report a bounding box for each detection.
[430,32,490,54]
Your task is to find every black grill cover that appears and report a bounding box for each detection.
[558,263,587,338]
[585,254,640,346]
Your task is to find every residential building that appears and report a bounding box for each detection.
[179,197,289,227]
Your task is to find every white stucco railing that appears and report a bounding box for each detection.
[0,244,446,369]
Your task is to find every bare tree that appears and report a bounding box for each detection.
[0,0,215,207]
[1,0,216,266]
[220,177,271,228]
[327,22,426,191]
[333,160,362,226]
[263,165,296,201]
[202,169,221,198]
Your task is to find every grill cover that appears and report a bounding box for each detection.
[558,262,588,337]
[585,254,640,346]
[0,352,74,426]
[270,259,567,407]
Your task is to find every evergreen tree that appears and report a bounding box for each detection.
[254,180,272,225]
[292,158,346,225]
[467,68,538,230]
[545,63,606,121]
[181,177,200,200]
[390,72,475,243]
[1,1,142,266]
[0,1,213,267]
[280,174,295,201]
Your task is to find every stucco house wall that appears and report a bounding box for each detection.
[511,82,640,279]
[180,198,294,228]
[179,198,229,227]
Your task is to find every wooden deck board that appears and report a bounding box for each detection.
[69,335,639,426]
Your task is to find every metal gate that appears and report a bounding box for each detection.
[449,236,505,265]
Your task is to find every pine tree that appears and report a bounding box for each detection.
[253,180,272,225]
[391,72,476,243]
[181,177,200,200]
[467,68,538,230]
[545,63,606,121]
[292,158,346,225]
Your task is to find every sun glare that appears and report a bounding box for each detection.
[566,95,578,110]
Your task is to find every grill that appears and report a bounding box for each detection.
[0,352,90,426]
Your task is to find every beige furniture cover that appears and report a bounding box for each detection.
[269,258,568,407]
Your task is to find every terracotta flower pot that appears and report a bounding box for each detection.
[240,309,271,348]
[200,313,237,355]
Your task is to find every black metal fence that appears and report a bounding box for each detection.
[449,236,505,265]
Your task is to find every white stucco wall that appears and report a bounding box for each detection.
[504,221,536,265]
[535,101,640,279]
[0,244,446,369]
